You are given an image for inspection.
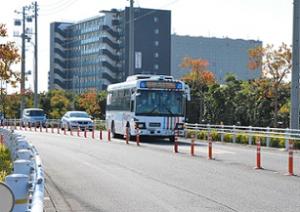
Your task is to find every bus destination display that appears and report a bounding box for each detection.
[140,81,183,89]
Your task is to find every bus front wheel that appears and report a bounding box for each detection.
[169,136,175,142]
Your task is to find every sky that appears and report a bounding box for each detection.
[0,0,293,93]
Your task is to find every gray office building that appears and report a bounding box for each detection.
[171,35,262,82]
[49,7,171,92]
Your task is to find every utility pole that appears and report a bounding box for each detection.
[20,6,26,115]
[128,0,135,76]
[33,1,38,108]
[291,0,300,130]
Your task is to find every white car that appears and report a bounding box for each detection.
[61,111,94,131]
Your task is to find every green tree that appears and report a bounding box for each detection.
[248,43,292,127]
[48,90,72,118]
[181,57,215,123]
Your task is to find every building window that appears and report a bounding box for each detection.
[154,52,159,58]
[154,29,159,34]
[154,64,159,70]
[154,41,159,46]
[154,17,159,23]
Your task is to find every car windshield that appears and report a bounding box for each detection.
[69,112,89,118]
[136,90,184,116]
[28,110,44,116]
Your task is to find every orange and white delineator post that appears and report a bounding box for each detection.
[108,129,111,141]
[136,127,140,146]
[191,134,195,156]
[92,127,95,139]
[125,127,129,144]
[288,140,294,176]
[208,133,212,160]
[99,129,103,140]
[84,127,87,138]
[77,127,80,137]
[255,137,262,169]
[174,130,179,153]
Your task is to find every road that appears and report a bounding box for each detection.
[16,129,300,212]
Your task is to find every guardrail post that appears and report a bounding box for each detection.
[64,126,67,135]
[255,137,262,169]
[70,127,73,136]
[248,126,252,145]
[287,140,294,176]
[51,123,54,133]
[232,125,236,143]
[77,127,80,137]
[285,128,289,150]
[220,124,224,142]
[40,122,42,132]
[45,123,48,133]
[191,134,195,156]
[57,125,60,134]
[266,127,270,147]
[5,174,29,212]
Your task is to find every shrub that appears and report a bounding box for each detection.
[270,138,280,148]
[211,130,220,141]
[224,134,233,142]
[0,144,12,182]
[236,134,248,144]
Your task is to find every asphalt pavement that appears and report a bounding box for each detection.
[16,129,300,212]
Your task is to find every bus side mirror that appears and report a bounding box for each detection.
[130,100,134,112]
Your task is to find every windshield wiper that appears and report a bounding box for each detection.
[148,105,159,114]
[163,104,173,115]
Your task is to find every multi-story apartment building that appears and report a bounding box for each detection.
[171,35,262,82]
[49,7,171,92]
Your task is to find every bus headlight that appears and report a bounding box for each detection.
[175,123,184,130]
[136,122,146,129]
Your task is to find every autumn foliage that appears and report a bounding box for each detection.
[0,24,20,87]
[78,91,101,117]
[181,57,215,86]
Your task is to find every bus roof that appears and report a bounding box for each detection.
[107,75,184,91]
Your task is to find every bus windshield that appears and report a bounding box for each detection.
[136,90,184,116]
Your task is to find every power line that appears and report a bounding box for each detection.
[39,0,80,16]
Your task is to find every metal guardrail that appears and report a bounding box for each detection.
[1,118,106,129]
[185,123,300,149]
[0,128,44,212]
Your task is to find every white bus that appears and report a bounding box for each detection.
[105,75,190,141]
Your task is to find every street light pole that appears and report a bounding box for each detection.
[33,1,38,108]
[291,0,300,129]
[20,6,26,115]
[128,0,134,76]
